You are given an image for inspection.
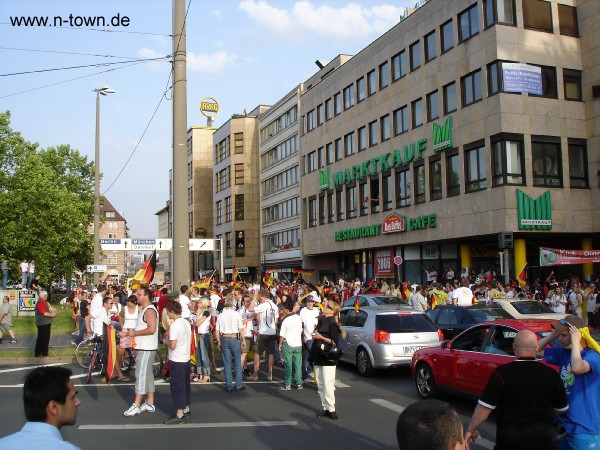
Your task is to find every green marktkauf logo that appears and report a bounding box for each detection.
[517,189,552,230]
[319,167,330,191]
[432,116,453,152]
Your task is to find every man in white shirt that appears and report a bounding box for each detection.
[86,284,107,337]
[178,285,191,320]
[247,290,278,381]
[278,301,304,390]
[162,301,191,425]
[452,280,474,306]
[410,286,428,311]
[216,296,246,392]
[239,294,255,376]
[300,296,320,380]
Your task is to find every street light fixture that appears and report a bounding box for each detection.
[93,86,115,285]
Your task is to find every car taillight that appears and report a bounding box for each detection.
[437,329,444,341]
[374,330,390,343]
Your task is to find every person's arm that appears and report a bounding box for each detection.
[568,325,591,375]
[465,404,493,450]
[536,329,559,358]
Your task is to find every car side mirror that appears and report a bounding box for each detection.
[441,341,449,349]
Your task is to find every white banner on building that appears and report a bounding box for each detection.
[502,63,542,95]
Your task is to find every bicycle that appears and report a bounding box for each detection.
[74,335,103,384]
[121,346,164,379]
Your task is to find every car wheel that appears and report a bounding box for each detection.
[356,348,374,377]
[415,363,438,399]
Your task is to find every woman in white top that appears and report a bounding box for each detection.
[550,287,568,313]
[194,298,212,382]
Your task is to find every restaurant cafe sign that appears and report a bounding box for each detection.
[334,213,437,241]
[319,117,453,191]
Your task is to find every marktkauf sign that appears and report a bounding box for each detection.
[335,213,437,241]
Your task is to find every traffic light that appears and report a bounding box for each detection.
[498,232,513,249]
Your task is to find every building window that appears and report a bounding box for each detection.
[319,194,326,225]
[379,61,389,89]
[370,177,380,213]
[532,137,562,187]
[343,84,355,109]
[107,221,118,229]
[325,98,333,120]
[318,147,324,169]
[225,196,232,222]
[307,151,317,173]
[528,65,557,99]
[367,69,377,95]
[356,77,366,102]
[458,4,479,42]
[344,132,355,157]
[359,181,368,216]
[564,69,582,101]
[410,40,421,71]
[395,168,411,208]
[335,138,343,161]
[334,92,343,115]
[429,157,442,201]
[487,60,502,95]
[443,82,457,114]
[308,197,317,227]
[326,142,334,164]
[446,151,461,197]
[465,141,487,193]
[216,138,230,163]
[106,211,115,218]
[427,90,439,122]
[523,0,552,32]
[306,110,316,131]
[412,98,423,128]
[327,191,335,223]
[424,30,437,62]
[317,103,324,125]
[461,69,483,106]
[235,194,244,220]
[394,106,409,135]
[217,167,230,191]
[414,162,426,204]
[369,121,379,147]
[484,0,516,27]
[336,188,344,221]
[392,50,407,81]
[216,200,222,225]
[558,4,578,37]
[568,139,588,188]
[234,163,244,185]
[382,172,392,211]
[381,114,390,142]
[491,134,524,186]
[225,232,232,257]
[234,133,244,153]
[441,19,454,53]
[358,127,367,152]
[346,184,357,219]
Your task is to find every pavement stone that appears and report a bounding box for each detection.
[0,331,76,364]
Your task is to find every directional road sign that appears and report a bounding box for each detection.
[100,238,132,251]
[100,238,215,252]
[189,239,216,251]
[86,265,108,273]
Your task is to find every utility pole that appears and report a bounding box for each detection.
[172,0,190,288]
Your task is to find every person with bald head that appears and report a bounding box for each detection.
[464,330,568,450]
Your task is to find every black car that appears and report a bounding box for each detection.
[427,304,513,340]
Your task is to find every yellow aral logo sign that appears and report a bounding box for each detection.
[199,97,219,118]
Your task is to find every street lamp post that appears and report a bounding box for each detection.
[93,86,115,285]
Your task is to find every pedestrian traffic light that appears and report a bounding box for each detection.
[498,232,513,249]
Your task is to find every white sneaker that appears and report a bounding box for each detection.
[140,402,155,413]
[123,404,141,416]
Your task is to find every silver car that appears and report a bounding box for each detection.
[339,305,442,376]
[342,294,408,309]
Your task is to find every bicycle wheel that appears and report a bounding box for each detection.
[152,351,164,379]
[86,350,98,384]
[75,339,95,369]
[121,348,135,373]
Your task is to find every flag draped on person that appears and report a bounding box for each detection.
[517,263,527,285]
[190,323,197,366]
[131,250,156,285]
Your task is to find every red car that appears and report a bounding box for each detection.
[411,319,559,400]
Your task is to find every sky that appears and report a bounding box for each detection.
[1,0,415,238]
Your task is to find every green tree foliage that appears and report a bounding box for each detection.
[0,111,95,282]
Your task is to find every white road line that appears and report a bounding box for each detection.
[370,399,495,449]
[0,362,68,374]
[79,420,298,430]
[335,380,350,388]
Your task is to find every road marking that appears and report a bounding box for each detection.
[335,380,350,388]
[79,420,298,430]
[0,362,68,374]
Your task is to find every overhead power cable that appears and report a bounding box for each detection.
[0,22,171,37]
[0,46,147,60]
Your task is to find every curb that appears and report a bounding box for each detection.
[0,356,76,365]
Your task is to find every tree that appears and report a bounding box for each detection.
[0,111,95,283]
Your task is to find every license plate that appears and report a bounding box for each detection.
[403,346,427,355]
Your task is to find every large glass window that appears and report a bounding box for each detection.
[235,194,245,221]
[382,172,392,211]
[441,19,454,53]
[395,168,411,208]
[327,191,335,223]
[343,84,355,109]
[346,185,357,219]
[462,69,483,106]
[359,181,368,216]
[425,30,437,62]
[325,98,333,120]
[370,178,380,213]
[381,114,391,142]
[357,77,366,102]
[306,110,316,131]
[427,90,439,122]
[558,4,578,37]
[336,188,344,221]
[415,162,426,204]
[446,151,461,197]
[344,132,356,156]
[529,65,557,99]
[369,120,379,147]
[458,4,479,42]
[317,104,324,126]
[379,61,389,89]
[394,105,409,135]
[225,196,232,222]
[410,41,421,71]
[392,50,407,80]
[234,163,244,185]
[334,92,343,115]
[358,126,367,152]
[465,141,487,192]
[564,69,582,101]
[335,138,343,161]
[326,142,334,164]
[523,0,553,32]
[308,197,317,227]
[491,135,524,186]
[532,137,562,187]
[367,70,377,95]
[319,194,326,225]
[568,139,588,188]
[412,98,423,128]
[216,200,222,225]
[488,61,502,95]
[443,82,457,114]
[429,157,442,201]
[484,0,516,27]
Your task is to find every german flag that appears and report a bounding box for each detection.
[232,265,239,283]
[263,270,274,287]
[293,268,314,276]
[517,263,527,286]
[132,250,156,285]
[102,323,117,384]
[190,323,197,366]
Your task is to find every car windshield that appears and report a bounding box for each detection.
[467,307,512,322]
[376,313,438,333]
[372,296,406,305]
[511,301,555,314]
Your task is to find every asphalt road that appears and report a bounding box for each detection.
[0,360,496,449]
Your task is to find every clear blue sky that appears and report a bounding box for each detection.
[1,0,413,238]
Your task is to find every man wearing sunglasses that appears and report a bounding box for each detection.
[537,315,600,449]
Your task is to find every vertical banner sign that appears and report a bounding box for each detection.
[517,189,552,230]
[502,63,542,95]
[375,248,395,278]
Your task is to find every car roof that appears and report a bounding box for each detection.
[341,305,419,313]
[480,318,557,332]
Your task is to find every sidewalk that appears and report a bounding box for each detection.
[0,332,76,364]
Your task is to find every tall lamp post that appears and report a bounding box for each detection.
[93,86,115,285]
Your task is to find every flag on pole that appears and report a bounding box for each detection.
[232,265,239,283]
[354,297,360,313]
[193,269,217,289]
[102,323,117,384]
[292,268,315,276]
[190,324,197,366]
[517,263,527,285]
[263,269,274,287]
[131,251,157,285]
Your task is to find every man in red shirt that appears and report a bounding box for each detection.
[34,290,57,357]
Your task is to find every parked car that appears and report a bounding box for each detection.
[483,299,568,320]
[427,304,513,339]
[411,319,561,400]
[339,305,442,376]
[342,294,408,309]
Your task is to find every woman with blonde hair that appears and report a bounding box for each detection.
[193,298,212,382]
[309,301,346,420]
[551,286,567,313]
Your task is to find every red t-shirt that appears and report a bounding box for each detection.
[36,299,48,314]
